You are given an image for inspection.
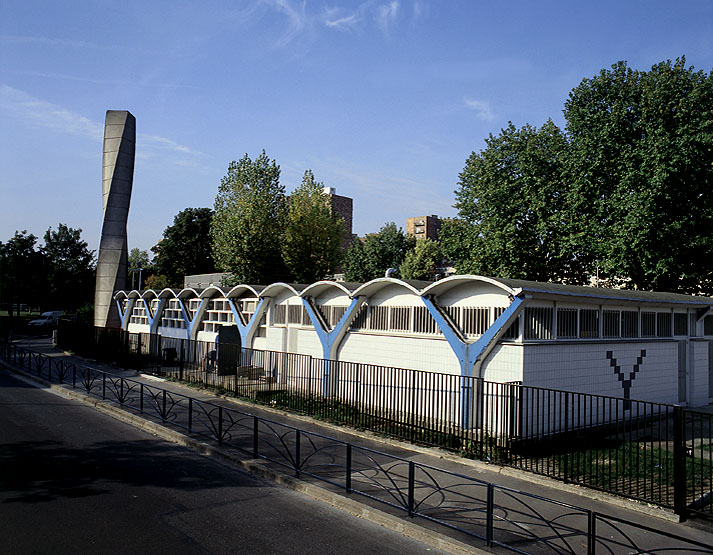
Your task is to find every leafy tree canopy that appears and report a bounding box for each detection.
[564,57,713,292]
[399,238,443,281]
[282,170,345,283]
[42,224,95,309]
[344,222,414,282]
[212,151,287,284]
[153,207,215,287]
[454,120,583,283]
[454,57,713,292]
[128,248,151,270]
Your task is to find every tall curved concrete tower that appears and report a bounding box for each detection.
[94,110,135,328]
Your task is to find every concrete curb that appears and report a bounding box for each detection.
[2,363,487,555]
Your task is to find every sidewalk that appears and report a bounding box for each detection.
[7,336,713,553]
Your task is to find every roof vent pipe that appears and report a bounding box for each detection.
[385,268,398,278]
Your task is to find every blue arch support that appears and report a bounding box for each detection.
[178,298,208,340]
[146,298,167,334]
[302,296,366,397]
[421,295,525,428]
[116,297,135,330]
[227,298,267,349]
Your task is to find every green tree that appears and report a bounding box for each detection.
[564,57,713,292]
[0,231,44,318]
[343,223,414,282]
[42,224,95,310]
[454,120,583,282]
[153,207,215,287]
[144,274,170,290]
[282,170,345,282]
[212,151,287,284]
[399,238,443,281]
[343,239,368,282]
[439,218,479,275]
[128,248,151,270]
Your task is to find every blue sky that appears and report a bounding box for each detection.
[1,1,712,254]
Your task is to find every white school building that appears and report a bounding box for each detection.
[116,275,713,409]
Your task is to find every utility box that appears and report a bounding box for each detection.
[217,326,241,376]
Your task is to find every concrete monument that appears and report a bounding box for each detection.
[94,110,135,328]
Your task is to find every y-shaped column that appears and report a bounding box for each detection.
[115,297,136,330]
[301,296,366,396]
[421,295,525,427]
[227,298,268,349]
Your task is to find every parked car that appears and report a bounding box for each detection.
[27,311,63,333]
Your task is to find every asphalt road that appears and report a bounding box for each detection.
[0,371,445,554]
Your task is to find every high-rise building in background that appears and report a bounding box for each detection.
[323,187,354,248]
[406,215,441,241]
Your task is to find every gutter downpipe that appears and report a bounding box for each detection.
[302,296,367,397]
[421,294,527,428]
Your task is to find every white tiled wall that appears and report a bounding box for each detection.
[338,332,459,373]
[691,340,712,407]
[480,344,524,383]
[522,341,679,404]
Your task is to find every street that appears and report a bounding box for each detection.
[0,370,445,554]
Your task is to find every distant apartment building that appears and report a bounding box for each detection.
[323,187,354,248]
[406,215,441,241]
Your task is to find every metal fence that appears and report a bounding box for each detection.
[1,340,711,554]
[54,325,713,520]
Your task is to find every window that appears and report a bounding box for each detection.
[462,307,490,336]
[413,306,438,334]
[579,309,600,338]
[603,310,620,338]
[704,315,713,336]
[674,313,688,336]
[390,307,411,331]
[556,308,577,339]
[642,312,656,337]
[621,311,638,338]
[273,304,286,325]
[656,313,672,337]
[524,307,553,340]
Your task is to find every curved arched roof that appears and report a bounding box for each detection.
[177,287,201,300]
[301,280,354,298]
[421,275,520,298]
[226,285,264,299]
[352,277,423,298]
[261,283,309,298]
[200,285,230,299]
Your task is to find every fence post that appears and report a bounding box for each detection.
[564,391,569,483]
[179,339,185,381]
[587,511,596,555]
[673,405,687,518]
[407,460,415,516]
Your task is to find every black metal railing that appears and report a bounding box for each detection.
[50,326,713,519]
[1,341,710,554]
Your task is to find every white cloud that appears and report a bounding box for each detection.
[0,85,103,140]
[262,0,310,46]
[376,1,399,36]
[463,97,495,121]
[0,85,203,162]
